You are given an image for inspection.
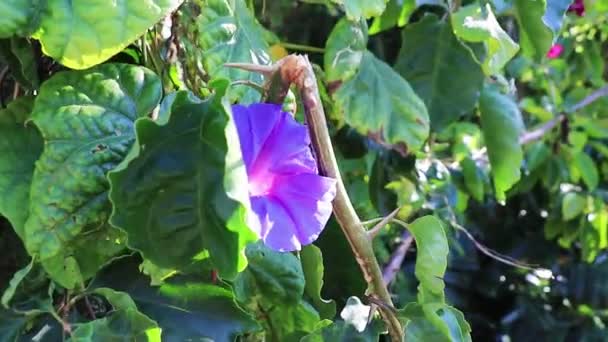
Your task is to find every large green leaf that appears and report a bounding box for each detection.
[0,38,39,90]
[326,19,429,152]
[32,0,182,69]
[513,0,553,61]
[0,0,40,38]
[26,64,163,289]
[0,309,29,342]
[234,242,305,306]
[0,96,43,237]
[452,4,519,75]
[93,258,259,342]
[395,15,484,131]
[407,216,449,303]
[300,245,336,320]
[331,0,388,20]
[478,88,524,202]
[69,308,162,342]
[108,89,257,280]
[197,0,270,103]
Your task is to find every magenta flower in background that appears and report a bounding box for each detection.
[232,103,337,251]
[546,44,564,59]
[568,0,585,16]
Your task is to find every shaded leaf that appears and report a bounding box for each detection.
[395,15,484,131]
[461,157,484,202]
[400,303,472,342]
[478,88,524,202]
[324,19,367,83]
[300,245,336,320]
[573,152,599,190]
[26,64,162,289]
[0,0,41,38]
[0,309,29,342]
[197,0,270,103]
[452,4,519,75]
[93,257,259,342]
[33,0,183,69]
[69,308,161,342]
[109,89,257,280]
[0,96,42,237]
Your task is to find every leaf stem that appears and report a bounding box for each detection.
[280,42,325,53]
[279,55,404,341]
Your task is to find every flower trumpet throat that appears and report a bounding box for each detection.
[232,103,337,252]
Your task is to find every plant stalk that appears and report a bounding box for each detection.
[279,55,404,341]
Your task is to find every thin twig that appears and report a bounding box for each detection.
[567,85,608,113]
[367,207,402,239]
[83,295,97,320]
[519,114,565,144]
[280,42,325,53]
[382,231,414,285]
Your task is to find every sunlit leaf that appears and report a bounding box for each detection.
[300,245,336,320]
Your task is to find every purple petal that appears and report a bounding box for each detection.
[251,174,336,251]
[232,104,281,168]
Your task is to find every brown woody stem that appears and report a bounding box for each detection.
[277,55,403,341]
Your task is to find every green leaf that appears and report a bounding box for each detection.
[109,89,257,280]
[573,152,599,190]
[0,96,43,237]
[26,64,163,289]
[407,216,448,302]
[33,0,182,69]
[395,15,484,131]
[513,0,553,61]
[369,0,416,35]
[461,157,484,202]
[324,19,367,83]
[94,257,260,341]
[478,88,524,202]
[400,303,472,342]
[197,0,270,103]
[300,245,336,320]
[331,0,388,20]
[0,0,41,38]
[561,192,586,221]
[0,38,39,89]
[234,242,305,306]
[1,258,35,308]
[69,308,162,342]
[451,4,519,75]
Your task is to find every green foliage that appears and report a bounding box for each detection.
[0,0,607,341]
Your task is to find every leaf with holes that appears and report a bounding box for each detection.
[25,64,163,289]
[32,0,182,69]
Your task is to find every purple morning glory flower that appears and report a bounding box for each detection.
[232,103,337,252]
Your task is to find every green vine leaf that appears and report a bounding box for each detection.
[32,0,182,69]
[478,88,524,202]
[399,303,472,342]
[326,19,429,153]
[69,309,161,342]
[452,4,519,75]
[93,258,260,341]
[573,151,599,190]
[300,245,336,320]
[331,0,389,20]
[0,38,39,89]
[513,0,553,61]
[108,89,257,280]
[26,64,163,289]
[369,0,416,35]
[407,216,449,303]
[395,14,484,131]
[234,242,305,306]
[197,0,271,103]
[0,96,42,237]
[0,0,41,38]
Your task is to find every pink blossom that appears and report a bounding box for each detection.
[568,0,585,17]
[232,103,337,251]
[546,44,564,59]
